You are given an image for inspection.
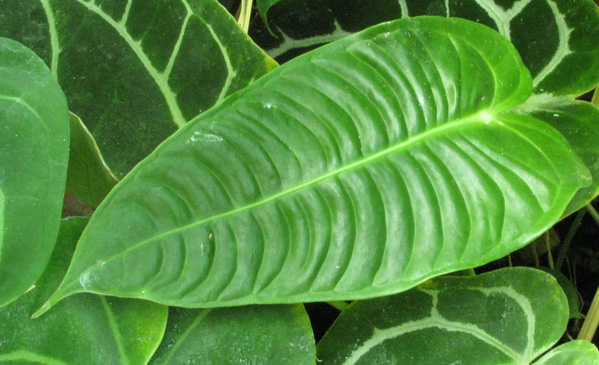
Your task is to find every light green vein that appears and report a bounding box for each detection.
[343,316,522,364]
[119,0,133,25]
[267,20,351,59]
[99,111,499,267]
[204,22,237,103]
[75,0,186,128]
[100,297,130,365]
[163,4,192,79]
[0,350,68,365]
[473,0,532,41]
[159,309,212,365]
[39,0,60,78]
[475,286,536,359]
[532,0,572,88]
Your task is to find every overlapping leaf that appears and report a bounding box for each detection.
[0,37,69,307]
[38,17,590,314]
[252,0,599,96]
[0,218,168,364]
[316,267,597,364]
[150,305,315,364]
[518,99,599,216]
[66,113,119,207]
[0,0,276,177]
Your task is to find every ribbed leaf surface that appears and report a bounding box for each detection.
[39,17,590,313]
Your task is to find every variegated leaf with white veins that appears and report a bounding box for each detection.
[252,0,599,96]
[317,268,598,364]
[0,0,277,177]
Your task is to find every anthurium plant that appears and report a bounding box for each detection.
[1,0,599,363]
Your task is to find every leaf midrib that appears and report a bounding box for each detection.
[100,110,495,264]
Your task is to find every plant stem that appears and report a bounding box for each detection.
[327,301,349,311]
[545,231,554,269]
[586,204,599,226]
[579,283,599,342]
[237,0,253,34]
[556,209,586,271]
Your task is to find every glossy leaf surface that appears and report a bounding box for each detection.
[252,0,599,96]
[0,0,276,176]
[0,37,69,307]
[316,267,582,364]
[40,17,590,313]
[66,113,118,207]
[0,217,168,364]
[150,305,315,364]
[520,99,599,216]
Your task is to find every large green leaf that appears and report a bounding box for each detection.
[37,17,590,314]
[0,0,276,177]
[150,305,315,364]
[0,217,168,364]
[252,0,599,96]
[316,267,596,364]
[66,112,119,208]
[518,99,599,216]
[0,37,69,307]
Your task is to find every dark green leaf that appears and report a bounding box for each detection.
[252,0,599,96]
[316,267,578,364]
[0,0,277,176]
[0,217,168,364]
[38,17,590,314]
[66,112,119,208]
[150,305,315,364]
[537,267,581,320]
[0,37,69,307]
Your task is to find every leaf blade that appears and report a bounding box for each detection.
[316,267,575,364]
[0,37,69,307]
[40,17,590,312]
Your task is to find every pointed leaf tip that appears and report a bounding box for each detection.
[31,300,52,319]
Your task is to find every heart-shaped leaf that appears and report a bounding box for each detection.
[37,17,590,315]
[252,0,599,97]
[0,0,276,177]
[316,267,596,364]
[0,217,168,364]
[0,37,69,307]
[150,305,315,364]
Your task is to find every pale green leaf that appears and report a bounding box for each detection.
[150,305,315,364]
[37,17,590,314]
[316,267,582,364]
[0,37,69,307]
[0,217,168,365]
[0,0,277,176]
